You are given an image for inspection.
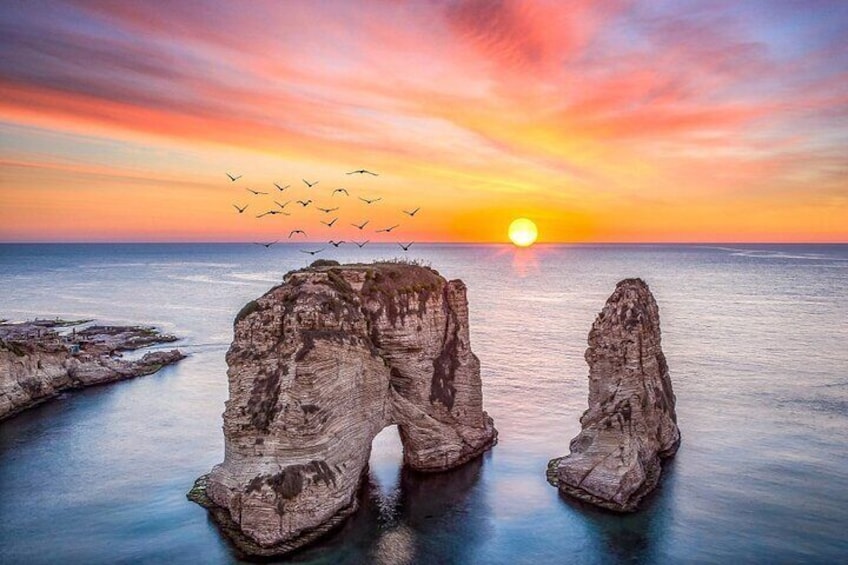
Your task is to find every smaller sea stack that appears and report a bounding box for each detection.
[547,278,680,512]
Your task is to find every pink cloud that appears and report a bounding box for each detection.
[0,0,846,241]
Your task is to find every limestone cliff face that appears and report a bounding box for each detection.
[194,261,496,556]
[0,321,184,421]
[548,278,680,512]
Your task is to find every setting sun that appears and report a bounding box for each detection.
[508,218,538,247]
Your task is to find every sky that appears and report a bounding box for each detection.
[0,0,846,243]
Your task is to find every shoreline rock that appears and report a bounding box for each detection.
[0,319,185,421]
[192,260,496,556]
[188,472,364,558]
[547,278,680,512]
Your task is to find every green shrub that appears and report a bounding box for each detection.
[310,259,340,268]
[234,300,260,325]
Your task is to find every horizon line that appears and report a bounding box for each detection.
[1,240,846,246]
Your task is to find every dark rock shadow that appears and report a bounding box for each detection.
[556,457,679,564]
[232,454,490,564]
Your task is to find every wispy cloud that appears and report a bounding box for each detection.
[0,0,846,241]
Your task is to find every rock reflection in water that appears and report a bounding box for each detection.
[558,457,678,564]
[287,451,490,564]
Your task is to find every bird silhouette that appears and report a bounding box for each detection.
[253,240,278,248]
[303,179,319,188]
[256,210,284,218]
[274,183,290,192]
[347,169,378,176]
[300,248,325,256]
[246,188,267,196]
[398,242,414,251]
[316,206,339,214]
[289,229,307,238]
[376,224,399,233]
[226,172,242,182]
[296,199,312,207]
[353,240,369,248]
[351,220,369,230]
[328,240,345,247]
[321,218,339,227]
[332,188,349,196]
[275,200,291,210]
[403,207,420,217]
[233,204,248,213]
[359,196,382,205]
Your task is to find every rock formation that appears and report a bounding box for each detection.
[0,319,184,421]
[547,278,680,512]
[190,261,496,556]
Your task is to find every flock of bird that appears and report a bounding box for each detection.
[227,170,419,257]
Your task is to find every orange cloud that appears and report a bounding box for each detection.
[0,1,845,242]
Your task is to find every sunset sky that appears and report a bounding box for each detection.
[1,1,846,243]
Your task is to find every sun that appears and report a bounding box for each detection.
[508,218,538,247]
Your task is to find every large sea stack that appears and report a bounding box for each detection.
[190,261,497,556]
[547,278,680,512]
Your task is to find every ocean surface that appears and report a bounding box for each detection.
[0,243,846,564]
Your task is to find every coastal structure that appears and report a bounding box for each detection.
[190,260,497,556]
[547,278,680,512]
[0,319,184,421]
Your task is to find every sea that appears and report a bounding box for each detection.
[0,243,846,564]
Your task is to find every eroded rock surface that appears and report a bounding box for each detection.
[0,319,184,420]
[191,261,496,556]
[547,278,680,512]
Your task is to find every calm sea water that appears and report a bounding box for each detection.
[1,243,846,564]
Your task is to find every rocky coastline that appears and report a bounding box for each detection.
[0,318,185,421]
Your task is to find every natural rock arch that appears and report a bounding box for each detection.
[190,261,497,556]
